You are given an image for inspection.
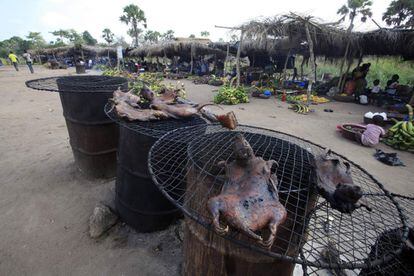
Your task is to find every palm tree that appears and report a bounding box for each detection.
[161,30,175,41]
[337,0,373,91]
[119,4,147,47]
[102,28,114,66]
[200,31,210,37]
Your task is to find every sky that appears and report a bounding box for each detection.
[0,0,393,44]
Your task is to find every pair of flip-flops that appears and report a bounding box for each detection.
[324,109,334,112]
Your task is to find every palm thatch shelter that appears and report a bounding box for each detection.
[31,45,117,60]
[128,41,227,61]
[241,13,414,60]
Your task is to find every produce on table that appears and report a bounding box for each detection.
[289,103,311,115]
[384,104,414,152]
[214,85,249,105]
[207,133,287,248]
[292,94,329,104]
[314,149,371,214]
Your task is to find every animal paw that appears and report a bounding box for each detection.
[259,237,274,249]
[215,225,229,235]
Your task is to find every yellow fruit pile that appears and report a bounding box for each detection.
[293,94,329,104]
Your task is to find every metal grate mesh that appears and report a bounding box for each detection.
[25,76,128,93]
[104,102,207,139]
[303,195,413,275]
[148,124,406,269]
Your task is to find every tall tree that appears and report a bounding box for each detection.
[143,30,161,43]
[200,31,210,37]
[120,4,147,47]
[26,32,46,49]
[383,0,414,28]
[50,29,70,43]
[102,28,114,45]
[82,31,97,45]
[102,28,114,66]
[161,30,175,41]
[336,0,373,91]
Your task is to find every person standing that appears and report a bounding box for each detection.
[22,50,34,73]
[8,51,19,71]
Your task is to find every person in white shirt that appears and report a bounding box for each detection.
[369,79,381,105]
[22,50,34,73]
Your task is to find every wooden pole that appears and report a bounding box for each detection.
[337,12,355,92]
[236,29,244,87]
[190,43,195,74]
[224,43,229,75]
[305,23,315,106]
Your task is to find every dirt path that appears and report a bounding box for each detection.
[0,66,412,275]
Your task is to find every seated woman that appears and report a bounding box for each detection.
[386,74,400,96]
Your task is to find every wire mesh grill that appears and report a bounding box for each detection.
[148,124,406,269]
[104,102,207,139]
[25,76,128,93]
[305,194,414,276]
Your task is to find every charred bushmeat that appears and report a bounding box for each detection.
[207,133,287,248]
[314,149,371,214]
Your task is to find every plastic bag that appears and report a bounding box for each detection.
[374,149,405,166]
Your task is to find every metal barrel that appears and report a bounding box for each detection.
[57,76,128,178]
[115,118,207,232]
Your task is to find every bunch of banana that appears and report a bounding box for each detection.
[289,103,311,114]
[384,104,414,152]
[292,94,329,104]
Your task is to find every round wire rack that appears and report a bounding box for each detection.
[104,102,207,139]
[304,194,413,275]
[25,75,128,93]
[148,124,407,269]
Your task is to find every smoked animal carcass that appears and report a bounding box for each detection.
[207,134,287,248]
[314,149,371,214]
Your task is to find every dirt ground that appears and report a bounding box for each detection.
[0,65,413,275]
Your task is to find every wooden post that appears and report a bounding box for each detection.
[305,23,315,106]
[300,56,306,80]
[337,13,355,92]
[224,43,229,75]
[282,48,292,80]
[190,43,194,74]
[236,29,244,87]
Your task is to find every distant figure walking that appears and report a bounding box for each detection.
[8,51,19,71]
[22,50,34,73]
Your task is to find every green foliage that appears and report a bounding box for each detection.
[120,4,147,47]
[214,85,249,105]
[0,36,30,57]
[298,56,414,86]
[50,29,70,42]
[189,34,196,38]
[143,30,161,43]
[102,28,114,45]
[26,32,46,48]
[200,31,210,37]
[337,0,373,23]
[161,30,175,41]
[82,31,97,46]
[383,0,414,28]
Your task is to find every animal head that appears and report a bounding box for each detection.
[140,86,154,101]
[233,134,254,161]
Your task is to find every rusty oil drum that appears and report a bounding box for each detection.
[57,76,128,178]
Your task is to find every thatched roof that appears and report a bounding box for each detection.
[128,41,227,61]
[241,13,414,60]
[32,45,117,58]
